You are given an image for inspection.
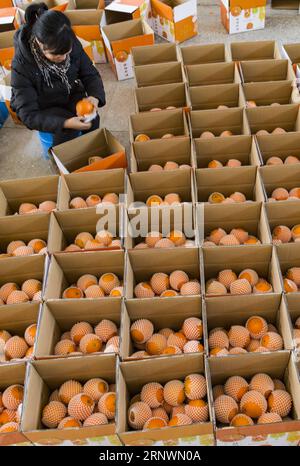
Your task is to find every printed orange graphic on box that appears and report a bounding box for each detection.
[221,0,267,34]
[151,0,197,43]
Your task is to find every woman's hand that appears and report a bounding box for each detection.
[63,117,92,131]
[86,96,99,109]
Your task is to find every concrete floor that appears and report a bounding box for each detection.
[0,2,300,180]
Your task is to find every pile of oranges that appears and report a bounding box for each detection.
[269,187,300,202]
[62,273,123,300]
[69,193,119,209]
[272,225,300,244]
[208,316,283,357]
[145,193,182,207]
[200,131,234,139]
[256,128,287,136]
[282,267,300,293]
[266,155,300,166]
[64,231,121,252]
[54,319,119,357]
[128,373,209,430]
[135,133,178,142]
[1,239,47,258]
[214,373,292,426]
[134,270,201,299]
[42,378,116,429]
[0,280,42,306]
[17,201,56,215]
[0,384,24,433]
[206,269,273,296]
[129,317,203,359]
[148,162,190,171]
[207,159,242,168]
[204,227,260,247]
[134,230,195,250]
[207,191,248,204]
[0,324,36,361]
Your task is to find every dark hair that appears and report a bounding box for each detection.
[25,2,74,55]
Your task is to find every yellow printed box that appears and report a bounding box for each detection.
[151,0,197,44]
[221,0,267,34]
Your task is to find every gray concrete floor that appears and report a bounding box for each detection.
[0,2,300,180]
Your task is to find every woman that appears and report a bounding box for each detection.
[11,2,105,146]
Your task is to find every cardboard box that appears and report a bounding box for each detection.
[285,293,300,352]
[131,135,194,172]
[193,134,260,168]
[220,0,267,35]
[202,243,283,297]
[209,352,300,446]
[259,164,300,203]
[265,199,300,244]
[104,0,152,24]
[118,354,215,446]
[282,43,300,66]
[180,43,230,66]
[276,242,300,294]
[0,7,21,32]
[198,202,270,246]
[0,362,31,446]
[35,299,121,359]
[0,212,50,255]
[151,0,197,43]
[256,132,300,166]
[44,250,124,301]
[22,355,122,446]
[64,10,106,64]
[0,30,14,77]
[272,0,299,9]
[189,83,245,111]
[121,296,203,360]
[129,107,189,142]
[0,73,22,124]
[57,168,125,210]
[239,59,295,83]
[51,128,126,174]
[230,40,282,62]
[205,293,292,354]
[134,61,184,87]
[0,302,41,363]
[185,62,240,87]
[243,80,300,107]
[246,103,300,135]
[69,0,103,8]
[132,42,179,66]
[101,19,154,80]
[134,82,189,112]
[189,107,250,138]
[0,175,59,216]
[48,208,123,254]
[16,0,69,12]
[125,247,201,298]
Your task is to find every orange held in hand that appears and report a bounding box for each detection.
[76,99,94,117]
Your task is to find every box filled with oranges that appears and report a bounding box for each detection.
[117,353,215,446]
[189,83,245,111]
[132,42,180,67]
[230,40,282,62]
[21,355,121,446]
[246,103,300,136]
[239,59,296,84]
[256,131,300,168]
[259,163,300,204]
[209,351,300,446]
[134,82,189,113]
[275,242,300,296]
[265,198,300,247]
[185,62,240,88]
[243,81,300,108]
[220,0,267,35]
[189,107,249,140]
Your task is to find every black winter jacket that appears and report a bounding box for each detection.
[11,25,106,133]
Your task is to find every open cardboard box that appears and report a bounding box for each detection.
[282,43,300,66]
[57,168,125,211]
[131,43,179,66]
[285,293,300,352]
[0,175,59,216]
[64,10,106,64]
[131,135,194,172]
[22,355,121,446]
[220,0,267,35]
[0,30,14,76]
[103,0,152,25]
[134,82,189,113]
[271,0,299,9]
[51,128,126,174]
[0,6,22,32]
[259,163,300,203]
[118,353,215,446]
[208,351,300,446]
[197,202,270,246]
[17,0,69,12]
[185,62,240,87]
[202,243,283,297]
[180,43,230,66]
[189,107,250,139]
[265,199,300,243]
[134,61,184,88]
[0,302,41,363]
[129,107,189,142]
[121,296,203,360]
[189,83,245,111]
[44,250,124,301]
[48,208,123,254]
[0,212,50,255]
[230,40,282,62]
[193,134,260,168]
[35,299,121,359]
[195,166,264,203]
[0,255,48,311]
[239,59,295,83]
[256,131,300,166]
[125,247,202,299]
[243,80,300,106]
[276,242,300,294]
[101,18,154,81]
[0,362,31,446]
[68,0,104,8]
[246,103,300,135]
[204,294,292,355]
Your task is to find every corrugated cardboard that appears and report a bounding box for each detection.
[282,43,300,65]
[134,61,184,87]
[132,42,179,66]
[134,82,189,112]
[101,18,154,80]
[0,175,59,216]
[180,43,230,65]
[276,242,300,292]
[259,162,300,202]
[51,128,125,174]
[151,0,198,43]
[243,80,300,106]
[220,0,267,34]
[185,62,240,87]
[35,299,121,359]
[104,0,152,25]
[44,250,124,301]
[266,201,300,244]
[189,107,250,139]
[189,83,245,110]
[239,59,295,83]
[70,0,103,8]
[118,354,215,446]
[22,355,121,445]
[0,30,14,76]
[230,40,282,61]
[285,293,300,352]
[246,103,300,135]
[209,352,300,446]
